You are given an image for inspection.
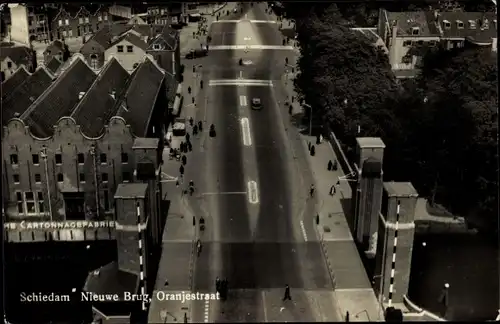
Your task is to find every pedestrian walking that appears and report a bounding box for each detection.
[320,134,324,143]
[198,121,203,131]
[186,132,190,142]
[345,311,350,322]
[316,134,321,145]
[180,142,185,153]
[328,160,333,171]
[179,164,184,176]
[308,142,312,150]
[288,104,293,115]
[329,185,336,196]
[309,184,315,198]
[310,145,316,156]
[188,86,192,95]
[283,284,291,301]
[187,141,192,152]
[193,125,198,135]
[333,160,338,170]
[215,277,221,292]
[182,155,187,166]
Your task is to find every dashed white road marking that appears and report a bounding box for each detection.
[209,79,273,87]
[209,45,294,50]
[204,300,210,323]
[300,220,308,241]
[239,95,247,107]
[239,70,243,79]
[240,117,252,146]
[247,180,259,204]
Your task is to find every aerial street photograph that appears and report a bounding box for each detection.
[1,0,498,323]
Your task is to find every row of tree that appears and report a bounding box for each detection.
[290,4,498,233]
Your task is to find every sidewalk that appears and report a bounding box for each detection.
[280,63,384,321]
[178,2,237,55]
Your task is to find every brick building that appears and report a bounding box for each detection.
[2,54,170,244]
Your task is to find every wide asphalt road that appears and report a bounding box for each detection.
[191,3,335,322]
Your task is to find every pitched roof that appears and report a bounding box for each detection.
[43,40,64,55]
[88,23,132,49]
[21,58,97,138]
[164,71,178,101]
[0,46,32,66]
[2,68,54,126]
[116,57,165,137]
[1,66,29,100]
[109,32,148,51]
[386,11,440,37]
[147,27,178,51]
[84,261,138,299]
[437,12,497,43]
[45,56,63,74]
[71,58,131,137]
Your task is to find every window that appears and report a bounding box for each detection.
[16,192,23,213]
[65,19,69,25]
[104,190,110,211]
[429,40,437,46]
[443,20,451,29]
[85,17,89,23]
[102,172,109,183]
[402,55,412,64]
[25,192,36,214]
[411,27,419,35]
[123,172,131,182]
[403,40,412,47]
[32,154,40,164]
[127,45,133,53]
[35,174,42,183]
[117,45,124,53]
[55,154,62,164]
[10,154,18,165]
[100,153,107,164]
[469,20,476,29]
[417,40,424,45]
[79,173,86,183]
[78,153,85,164]
[68,30,73,37]
[98,15,102,21]
[457,20,464,29]
[13,174,20,184]
[121,153,129,163]
[153,43,161,50]
[79,17,83,24]
[62,30,67,37]
[58,19,63,26]
[7,61,12,69]
[37,191,44,213]
[57,173,63,182]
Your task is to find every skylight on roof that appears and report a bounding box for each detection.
[456,20,464,29]
[468,20,476,29]
[443,20,451,29]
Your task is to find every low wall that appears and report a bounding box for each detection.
[403,295,446,321]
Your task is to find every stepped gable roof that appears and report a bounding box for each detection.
[116,57,165,137]
[1,66,29,100]
[71,58,131,137]
[21,57,97,138]
[2,67,54,126]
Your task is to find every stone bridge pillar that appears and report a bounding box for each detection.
[354,137,385,254]
[374,182,418,307]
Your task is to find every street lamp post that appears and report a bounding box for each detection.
[303,103,312,136]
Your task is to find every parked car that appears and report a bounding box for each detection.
[185,49,208,59]
[251,98,262,110]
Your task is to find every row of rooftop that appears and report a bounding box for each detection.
[1,53,173,139]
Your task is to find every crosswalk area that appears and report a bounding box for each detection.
[209,45,294,51]
[209,79,273,87]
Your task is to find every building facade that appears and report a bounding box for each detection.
[377,8,497,78]
[2,54,170,243]
[8,4,52,45]
[0,45,36,81]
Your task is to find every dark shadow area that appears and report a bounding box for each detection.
[409,233,498,321]
[194,242,331,290]
[5,241,116,323]
[279,27,296,40]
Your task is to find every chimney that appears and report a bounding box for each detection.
[14,112,20,118]
[434,10,439,22]
[78,92,85,100]
[110,91,116,99]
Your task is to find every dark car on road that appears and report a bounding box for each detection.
[185,49,208,59]
[251,98,262,110]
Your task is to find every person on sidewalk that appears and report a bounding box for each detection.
[186,132,190,142]
[329,185,336,196]
[187,141,192,152]
[320,134,324,143]
[179,164,184,176]
[328,160,333,171]
[193,125,198,135]
[216,277,221,292]
[309,184,315,198]
[198,121,203,132]
[182,155,187,166]
[283,284,292,301]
